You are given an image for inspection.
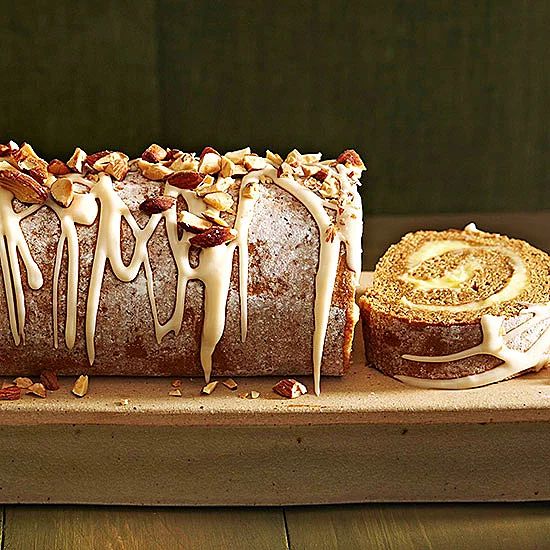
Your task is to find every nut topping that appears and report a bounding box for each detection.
[137,159,174,181]
[243,155,267,171]
[203,191,234,212]
[337,149,365,169]
[189,226,237,248]
[141,144,168,163]
[195,175,232,197]
[12,143,49,183]
[26,382,47,398]
[266,150,283,167]
[273,379,308,399]
[0,168,48,204]
[224,147,250,163]
[167,170,204,189]
[72,375,89,397]
[169,388,182,397]
[50,177,75,208]
[48,159,71,176]
[201,209,230,227]
[222,378,238,390]
[198,148,222,175]
[139,195,176,215]
[220,156,237,177]
[67,147,87,173]
[169,153,198,171]
[14,377,33,389]
[312,168,329,182]
[92,151,129,181]
[0,386,21,401]
[202,381,219,395]
[40,370,60,391]
[178,210,212,234]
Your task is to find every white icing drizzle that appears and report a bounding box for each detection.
[398,304,550,389]
[0,153,363,393]
[268,165,363,395]
[464,222,479,232]
[0,189,43,345]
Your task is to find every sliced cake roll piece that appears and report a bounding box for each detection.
[360,224,550,388]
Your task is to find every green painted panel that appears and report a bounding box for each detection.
[156,0,549,214]
[0,1,547,214]
[0,1,161,158]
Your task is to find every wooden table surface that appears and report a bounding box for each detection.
[2,212,549,549]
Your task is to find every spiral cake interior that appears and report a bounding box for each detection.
[368,228,550,323]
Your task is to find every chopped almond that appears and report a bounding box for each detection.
[142,144,168,163]
[202,381,219,395]
[222,378,238,390]
[50,177,75,208]
[72,375,89,397]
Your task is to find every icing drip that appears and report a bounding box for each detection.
[399,304,550,389]
[0,149,363,392]
[269,165,363,394]
[0,189,43,345]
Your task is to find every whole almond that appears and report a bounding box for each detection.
[40,370,60,391]
[167,170,204,190]
[0,169,48,204]
[48,159,71,176]
[0,386,21,401]
[139,196,176,215]
[189,226,236,248]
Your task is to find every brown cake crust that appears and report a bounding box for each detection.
[361,228,550,380]
[0,158,359,378]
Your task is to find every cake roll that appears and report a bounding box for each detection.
[360,224,550,388]
[0,142,365,394]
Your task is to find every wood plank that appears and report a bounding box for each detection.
[285,503,550,550]
[3,506,288,550]
[0,1,161,158]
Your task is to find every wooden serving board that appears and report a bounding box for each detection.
[1,273,548,505]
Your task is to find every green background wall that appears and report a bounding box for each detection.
[0,0,548,215]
